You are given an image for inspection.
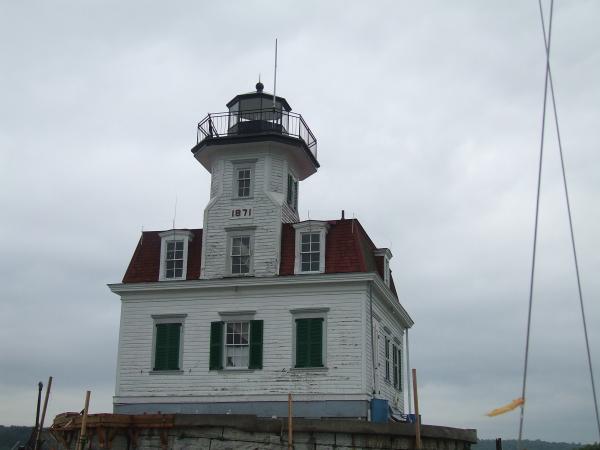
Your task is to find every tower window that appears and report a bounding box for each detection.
[165,240,184,279]
[300,232,321,272]
[287,174,298,210]
[237,168,251,198]
[231,235,251,274]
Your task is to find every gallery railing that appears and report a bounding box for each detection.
[197,109,317,159]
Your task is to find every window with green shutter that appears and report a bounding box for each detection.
[154,323,181,371]
[398,347,403,392]
[249,320,263,369]
[209,321,224,370]
[384,337,390,381]
[295,318,324,368]
[210,320,263,370]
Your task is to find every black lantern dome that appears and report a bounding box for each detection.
[225,83,292,135]
[193,82,318,178]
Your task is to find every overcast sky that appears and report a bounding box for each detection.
[1,0,599,443]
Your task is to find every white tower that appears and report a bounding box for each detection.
[192,82,319,279]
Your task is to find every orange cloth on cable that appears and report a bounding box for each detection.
[486,398,524,417]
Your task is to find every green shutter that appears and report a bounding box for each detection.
[248,320,263,369]
[295,319,310,368]
[392,344,398,388]
[296,318,323,368]
[287,175,293,204]
[398,348,403,392]
[309,318,323,367]
[154,323,181,371]
[209,321,224,370]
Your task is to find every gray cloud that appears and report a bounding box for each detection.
[1,0,599,442]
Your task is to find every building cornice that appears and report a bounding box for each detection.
[108,272,413,328]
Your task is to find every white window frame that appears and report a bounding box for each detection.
[290,307,329,369]
[226,228,255,276]
[293,221,329,274]
[158,230,194,281]
[223,320,251,369]
[218,311,256,371]
[232,159,256,199]
[150,314,187,373]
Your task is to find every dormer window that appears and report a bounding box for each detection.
[293,221,329,274]
[158,230,194,281]
[375,248,393,288]
[300,233,321,272]
[166,240,184,278]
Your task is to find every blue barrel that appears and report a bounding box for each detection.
[370,398,389,423]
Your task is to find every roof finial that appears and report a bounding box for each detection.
[256,75,264,93]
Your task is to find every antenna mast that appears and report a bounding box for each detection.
[273,38,278,107]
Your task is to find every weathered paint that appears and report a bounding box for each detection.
[200,142,301,279]
[112,275,410,416]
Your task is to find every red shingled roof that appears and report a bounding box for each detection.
[122,229,202,283]
[122,220,397,297]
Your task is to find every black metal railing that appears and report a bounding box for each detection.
[197,109,318,159]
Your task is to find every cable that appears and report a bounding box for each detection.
[538,2,600,440]
[517,1,554,447]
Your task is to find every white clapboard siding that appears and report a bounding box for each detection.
[363,287,406,412]
[116,281,367,401]
[201,144,300,279]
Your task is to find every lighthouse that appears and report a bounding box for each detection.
[109,83,413,420]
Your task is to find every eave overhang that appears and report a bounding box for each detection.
[108,272,413,329]
[190,133,319,180]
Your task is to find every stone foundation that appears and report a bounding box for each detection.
[51,413,477,450]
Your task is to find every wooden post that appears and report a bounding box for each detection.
[412,369,421,450]
[76,391,91,450]
[288,393,293,450]
[34,376,52,450]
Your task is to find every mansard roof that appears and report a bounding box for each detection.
[121,219,398,297]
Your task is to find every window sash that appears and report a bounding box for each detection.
[165,240,184,279]
[300,232,321,272]
[231,236,251,274]
[225,321,250,368]
[237,168,251,197]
